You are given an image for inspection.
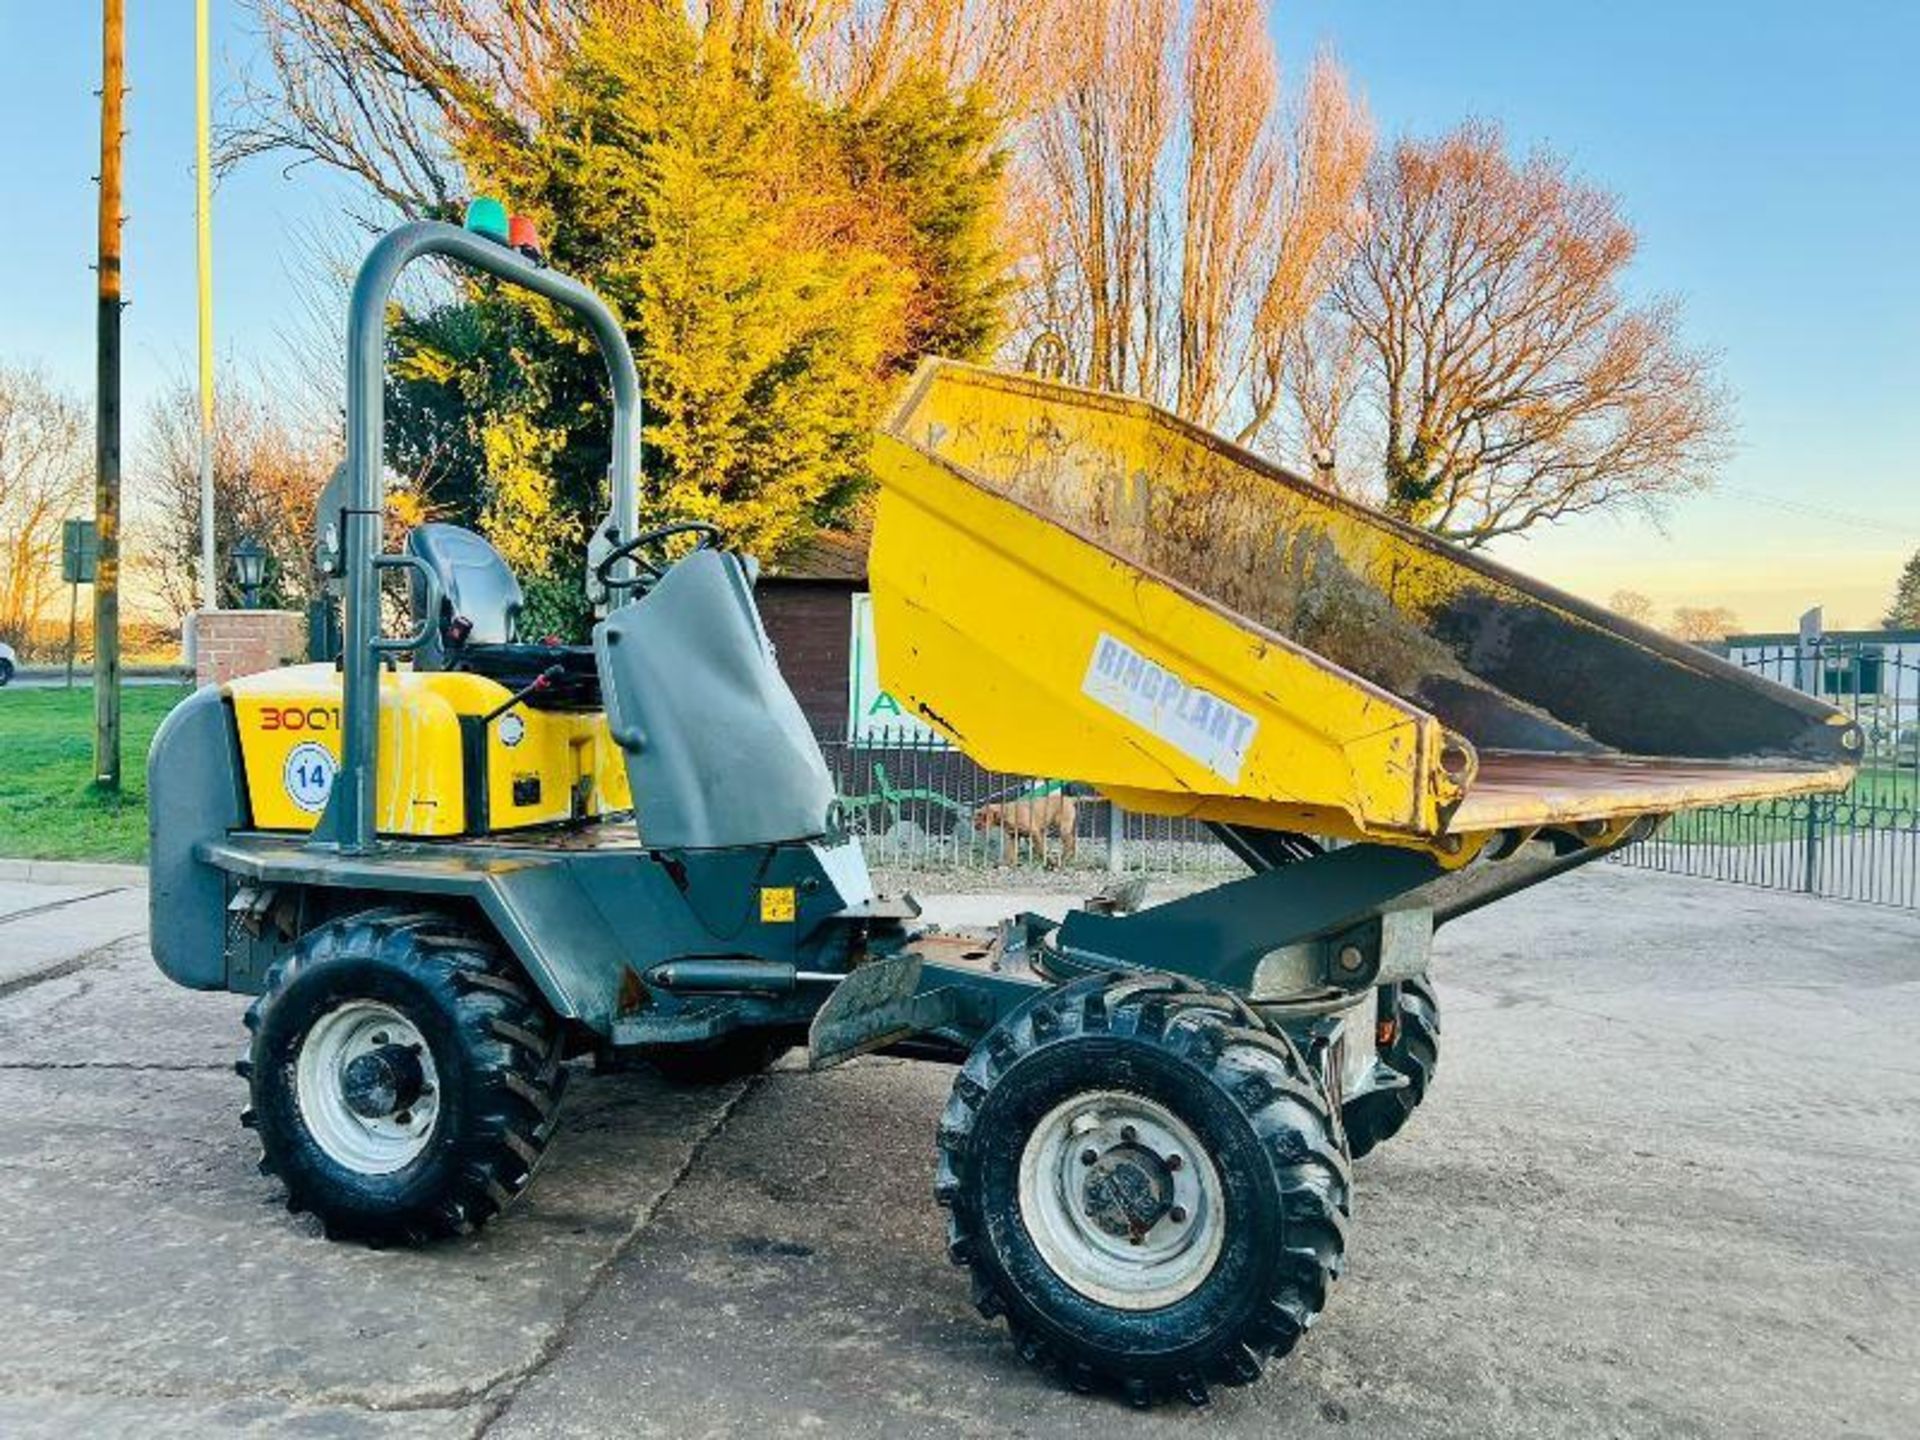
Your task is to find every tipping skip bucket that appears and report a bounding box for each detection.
[868,361,1859,850]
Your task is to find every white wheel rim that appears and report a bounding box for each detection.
[1017,1089,1226,1310]
[295,1001,440,1175]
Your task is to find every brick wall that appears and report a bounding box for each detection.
[758,582,854,738]
[188,610,308,689]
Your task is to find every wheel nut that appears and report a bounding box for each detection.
[1169,1205,1188,1224]
[1120,1124,1137,1143]
[1080,1148,1098,1167]
[1337,945,1365,973]
[1165,1154,1183,1172]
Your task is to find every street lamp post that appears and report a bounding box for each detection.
[232,537,268,611]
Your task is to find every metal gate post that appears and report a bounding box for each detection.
[1802,794,1824,895]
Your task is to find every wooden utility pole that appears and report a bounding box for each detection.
[93,0,124,790]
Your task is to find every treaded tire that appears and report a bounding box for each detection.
[936,973,1350,1408]
[1341,974,1440,1160]
[241,908,568,1244]
[643,1034,794,1085]
[0,659,13,686]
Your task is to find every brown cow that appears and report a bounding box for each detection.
[974,792,1078,868]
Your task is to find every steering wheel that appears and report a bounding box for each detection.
[595,520,724,595]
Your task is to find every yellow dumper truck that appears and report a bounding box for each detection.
[147,213,1856,1408]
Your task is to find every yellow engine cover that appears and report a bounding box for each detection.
[226,664,631,836]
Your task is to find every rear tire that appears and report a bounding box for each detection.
[0,659,13,687]
[937,974,1350,1407]
[1341,974,1440,1160]
[242,909,568,1244]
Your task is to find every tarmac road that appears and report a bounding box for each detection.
[0,670,187,691]
[0,865,1914,1438]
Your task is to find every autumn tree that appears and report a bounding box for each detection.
[1670,605,1740,644]
[231,1,1053,212]
[0,366,90,654]
[234,0,1007,575]
[139,379,333,618]
[1013,2,1370,440]
[231,0,582,218]
[1608,589,1656,625]
[1329,122,1729,547]
[1884,549,1920,629]
[802,0,1063,114]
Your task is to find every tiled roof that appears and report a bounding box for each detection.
[766,512,873,583]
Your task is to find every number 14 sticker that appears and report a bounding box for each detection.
[284,742,337,814]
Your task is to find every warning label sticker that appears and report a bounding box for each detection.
[1080,632,1258,782]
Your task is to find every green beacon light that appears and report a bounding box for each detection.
[463,196,511,244]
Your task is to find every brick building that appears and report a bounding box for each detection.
[757,520,870,739]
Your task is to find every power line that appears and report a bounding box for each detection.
[1721,486,1917,538]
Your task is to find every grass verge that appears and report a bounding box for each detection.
[0,685,188,863]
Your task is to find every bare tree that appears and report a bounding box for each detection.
[0,366,91,652]
[1332,122,1730,547]
[1015,7,1370,438]
[804,0,1064,114]
[1670,605,1740,644]
[136,380,334,619]
[1238,53,1371,446]
[1277,309,1364,494]
[1608,589,1656,625]
[227,1,586,218]
[1015,0,1178,400]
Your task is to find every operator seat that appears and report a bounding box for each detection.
[405,523,601,710]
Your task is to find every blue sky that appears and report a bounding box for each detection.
[1271,1,1920,629]
[2,2,1915,629]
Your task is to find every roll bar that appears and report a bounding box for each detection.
[311,220,642,854]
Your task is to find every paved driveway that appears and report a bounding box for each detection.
[0,869,1914,1438]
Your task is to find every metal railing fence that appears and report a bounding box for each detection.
[1614,641,1920,908]
[820,730,1238,877]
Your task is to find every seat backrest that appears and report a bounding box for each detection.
[406,523,524,670]
[594,548,835,850]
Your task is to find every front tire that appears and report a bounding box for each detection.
[937,974,1350,1407]
[0,658,13,687]
[1341,974,1441,1159]
[242,909,568,1244]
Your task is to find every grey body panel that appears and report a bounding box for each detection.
[197,830,878,1033]
[595,549,835,850]
[406,523,525,663]
[1052,830,1625,996]
[148,686,248,990]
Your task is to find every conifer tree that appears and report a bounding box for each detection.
[1886,549,1920,630]
[381,5,1005,597]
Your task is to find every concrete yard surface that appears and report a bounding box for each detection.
[0,868,1914,1437]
